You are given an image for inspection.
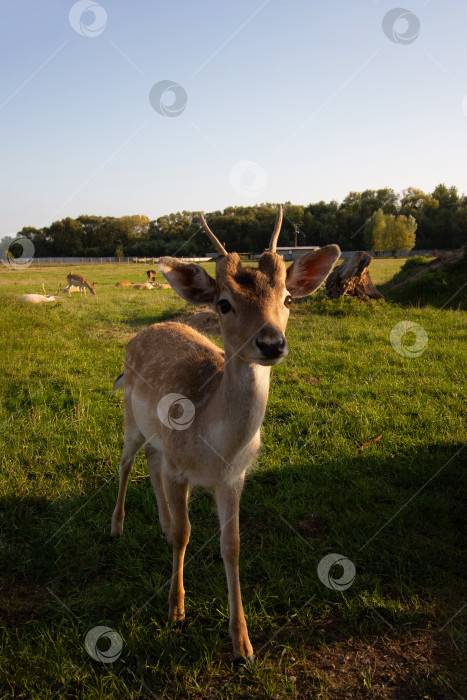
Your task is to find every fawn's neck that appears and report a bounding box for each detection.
[205,354,271,458]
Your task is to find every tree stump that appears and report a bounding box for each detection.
[325,251,384,300]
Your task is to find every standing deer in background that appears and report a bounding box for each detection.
[146,269,157,283]
[66,273,96,297]
[111,205,340,663]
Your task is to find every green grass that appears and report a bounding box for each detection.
[382,249,467,310]
[0,260,466,698]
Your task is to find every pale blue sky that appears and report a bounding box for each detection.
[1,0,466,237]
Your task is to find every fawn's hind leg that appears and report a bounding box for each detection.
[145,443,172,540]
[111,409,145,538]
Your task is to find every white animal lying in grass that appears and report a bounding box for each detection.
[21,284,57,303]
[20,294,57,303]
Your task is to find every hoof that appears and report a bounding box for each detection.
[110,524,123,538]
[233,655,254,669]
[169,616,185,630]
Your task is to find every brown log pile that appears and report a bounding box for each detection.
[325,251,384,300]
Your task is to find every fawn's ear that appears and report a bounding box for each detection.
[286,245,341,298]
[159,257,217,307]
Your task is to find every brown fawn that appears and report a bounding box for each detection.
[66,273,96,297]
[111,206,340,663]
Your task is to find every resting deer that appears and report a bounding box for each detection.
[110,205,340,664]
[20,293,57,303]
[21,283,59,303]
[66,273,96,297]
[59,284,80,294]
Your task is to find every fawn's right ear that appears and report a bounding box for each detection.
[159,257,217,307]
[286,245,341,298]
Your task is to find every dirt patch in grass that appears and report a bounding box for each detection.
[210,629,462,699]
[0,584,49,624]
[292,630,462,699]
[298,512,326,538]
[174,310,221,336]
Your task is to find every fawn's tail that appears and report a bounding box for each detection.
[112,373,124,393]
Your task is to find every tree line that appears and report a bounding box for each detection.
[7,184,466,258]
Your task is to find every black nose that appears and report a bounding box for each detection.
[255,336,287,359]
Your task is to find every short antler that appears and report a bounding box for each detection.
[199,213,228,256]
[268,204,283,253]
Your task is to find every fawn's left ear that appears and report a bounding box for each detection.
[159,257,217,307]
[286,245,341,298]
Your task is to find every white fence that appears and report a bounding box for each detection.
[2,250,451,268]
[11,256,210,266]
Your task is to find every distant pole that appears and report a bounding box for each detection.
[293,224,298,248]
[100,257,102,265]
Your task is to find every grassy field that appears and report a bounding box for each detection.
[0,259,465,699]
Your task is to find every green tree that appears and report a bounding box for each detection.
[385,214,417,255]
[364,210,417,255]
[364,208,386,254]
[47,217,84,255]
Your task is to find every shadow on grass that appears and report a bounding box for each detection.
[2,441,464,612]
[0,442,464,697]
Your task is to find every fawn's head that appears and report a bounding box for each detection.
[159,206,340,366]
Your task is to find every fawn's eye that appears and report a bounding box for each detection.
[284,295,293,309]
[218,299,232,314]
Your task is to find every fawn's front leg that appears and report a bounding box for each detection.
[165,475,190,623]
[216,476,253,663]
